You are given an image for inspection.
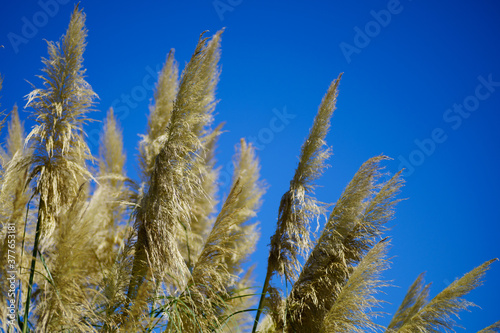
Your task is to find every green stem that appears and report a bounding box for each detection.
[22,198,44,333]
[251,267,272,333]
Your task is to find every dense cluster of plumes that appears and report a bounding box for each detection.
[0,5,498,333]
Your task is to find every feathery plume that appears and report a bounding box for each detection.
[386,273,431,331]
[99,108,126,189]
[130,30,223,298]
[5,105,24,160]
[0,108,30,328]
[95,107,130,267]
[139,49,179,180]
[23,5,96,237]
[395,259,498,333]
[220,139,266,331]
[226,138,265,276]
[282,157,402,331]
[0,106,30,211]
[321,239,391,333]
[20,6,96,331]
[478,321,500,333]
[182,179,245,331]
[268,74,342,283]
[253,74,342,332]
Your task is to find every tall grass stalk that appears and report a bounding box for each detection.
[22,200,42,333]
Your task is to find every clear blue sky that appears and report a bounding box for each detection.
[1,0,499,330]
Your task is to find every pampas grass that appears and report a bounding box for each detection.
[0,5,497,332]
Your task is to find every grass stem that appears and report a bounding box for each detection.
[22,198,44,333]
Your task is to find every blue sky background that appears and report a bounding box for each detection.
[1,0,499,330]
